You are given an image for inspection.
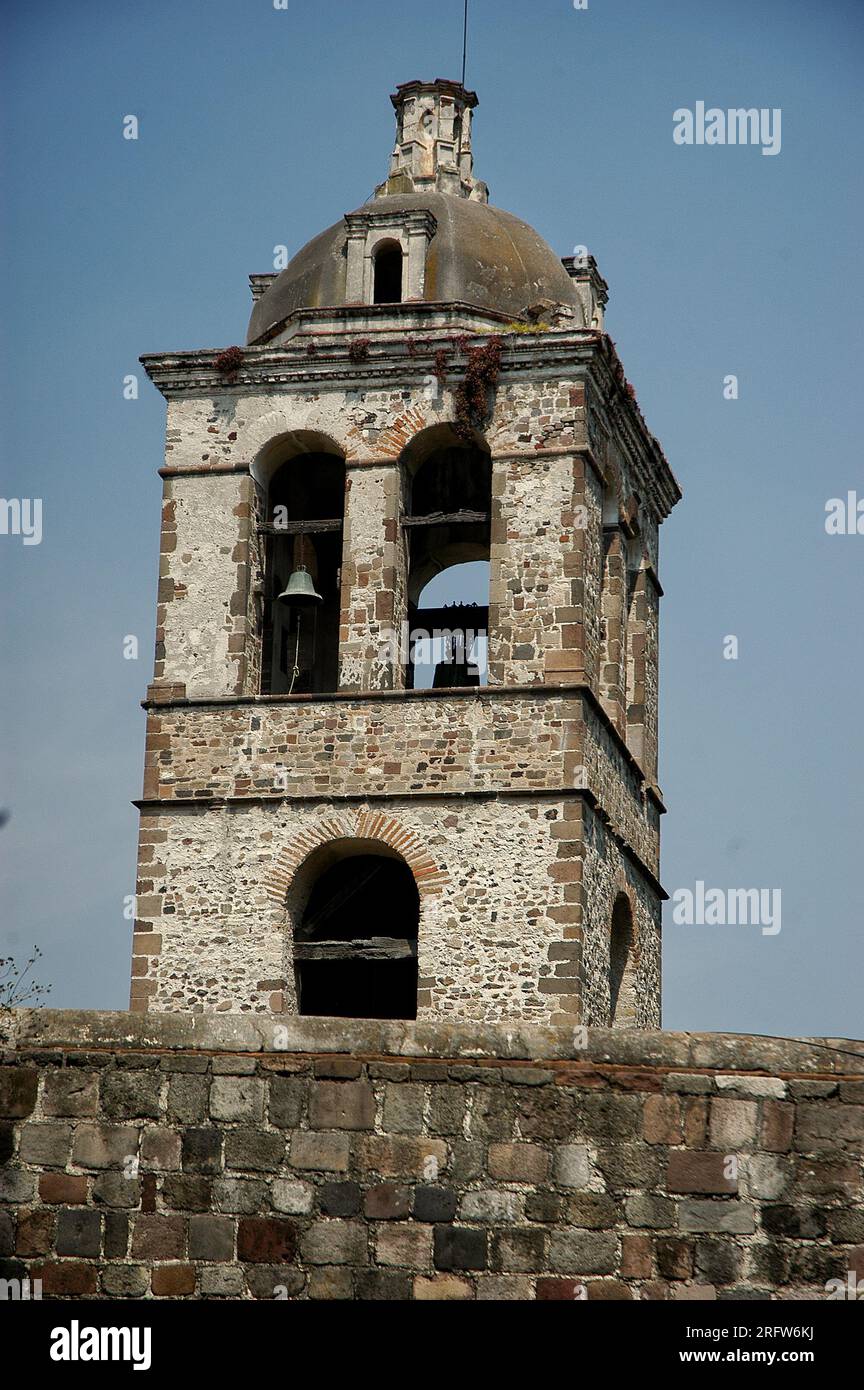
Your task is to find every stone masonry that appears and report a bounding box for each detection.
[131,80,681,1024]
[1,1012,862,1301]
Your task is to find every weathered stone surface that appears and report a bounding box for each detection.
[488,1142,549,1183]
[301,1220,367,1266]
[42,1071,99,1117]
[290,1132,350,1172]
[678,1200,755,1234]
[101,1265,149,1298]
[0,1069,38,1118]
[209,1077,265,1123]
[309,1081,375,1131]
[271,1179,314,1215]
[71,1124,138,1170]
[552,1144,591,1189]
[237,1218,297,1264]
[18,1123,72,1168]
[2,1017,862,1300]
[101,1072,163,1120]
[131,1215,186,1260]
[549,1230,617,1275]
[433,1226,488,1272]
[189,1214,235,1261]
[55,1209,101,1259]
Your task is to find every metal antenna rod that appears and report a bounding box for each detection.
[457,0,469,168]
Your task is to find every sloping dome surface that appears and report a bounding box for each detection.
[247,193,580,343]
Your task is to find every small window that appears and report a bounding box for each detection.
[609,894,637,1028]
[373,242,403,304]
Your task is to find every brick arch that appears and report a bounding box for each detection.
[241,411,347,486]
[265,812,449,906]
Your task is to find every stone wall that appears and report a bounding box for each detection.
[135,331,679,1022]
[133,792,660,1026]
[2,1013,862,1301]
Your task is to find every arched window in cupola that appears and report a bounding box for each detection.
[373,240,404,304]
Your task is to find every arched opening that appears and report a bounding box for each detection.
[260,446,345,695]
[373,241,404,304]
[412,563,489,688]
[609,893,638,1028]
[401,427,492,690]
[292,845,419,1019]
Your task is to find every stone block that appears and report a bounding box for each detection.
[290,1132,351,1173]
[189,1214,235,1261]
[301,1220,367,1266]
[677,1200,755,1234]
[667,1151,737,1194]
[237,1217,297,1263]
[552,1143,590,1188]
[101,1071,163,1120]
[42,1070,99,1117]
[151,1264,196,1296]
[309,1081,376,1131]
[18,1123,72,1168]
[131,1214,187,1259]
[271,1179,314,1214]
[209,1077,265,1123]
[71,1124,138,1170]
[415,1274,475,1299]
[413,1186,458,1223]
[375,1224,432,1269]
[55,1208,101,1259]
[548,1230,617,1275]
[0,1069,37,1118]
[433,1226,487,1271]
[488,1142,549,1183]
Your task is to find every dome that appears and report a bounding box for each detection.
[247,192,582,344]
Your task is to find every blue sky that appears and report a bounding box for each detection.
[1,0,861,1037]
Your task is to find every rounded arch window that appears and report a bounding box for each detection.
[259,447,345,696]
[292,847,419,1019]
[609,893,638,1028]
[373,241,404,304]
[400,427,492,690]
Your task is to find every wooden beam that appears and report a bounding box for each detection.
[293,938,417,963]
[257,518,343,536]
[401,510,488,528]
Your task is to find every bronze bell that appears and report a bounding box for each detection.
[277,566,323,606]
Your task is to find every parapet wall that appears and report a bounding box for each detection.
[1,1012,862,1300]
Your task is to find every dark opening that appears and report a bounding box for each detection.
[294,854,419,1019]
[609,894,636,1027]
[261,453,345,695]
[403,440,491,690]
[373,242,403,304]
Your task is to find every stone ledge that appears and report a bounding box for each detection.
[3,1010,863,1077]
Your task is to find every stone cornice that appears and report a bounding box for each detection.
[8,1011,862,1074]
[140,326,680,518]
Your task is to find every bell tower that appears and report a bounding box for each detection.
[132,80,680,1026]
